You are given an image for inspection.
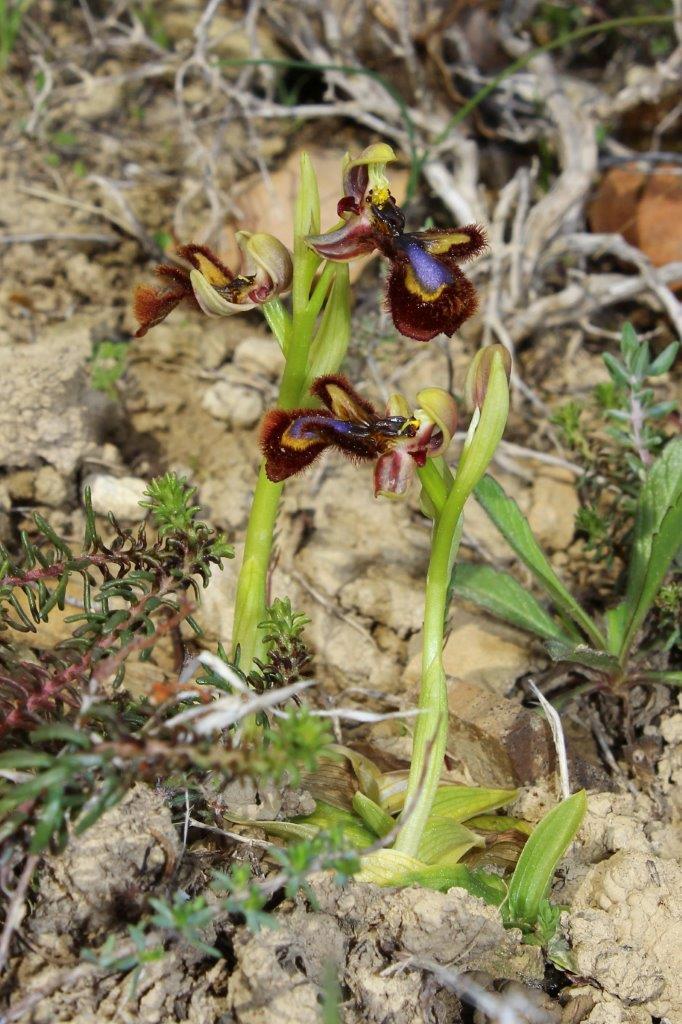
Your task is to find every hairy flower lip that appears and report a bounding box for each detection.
[306,170,487,342]
[133,234,292,336]
[260,376,457,500]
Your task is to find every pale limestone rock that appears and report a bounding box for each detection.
[85,473,148,522]
[34,465,70,508]
[403,608,535,696]
[569,850,682,1021]
[338,564,424,638]
[527,472,579,551]
[0,317,100,475]
[73,74,124,122]
[233,334,285,380]
[64,252,106,300]
[192,543,240,644]
[444,678,555,787]
[202,379,264,429]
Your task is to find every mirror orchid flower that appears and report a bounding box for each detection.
[260,375,457,498]
[134,231,293,338]
[305,144,487,342]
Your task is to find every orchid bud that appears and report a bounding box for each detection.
[464,345,512,411]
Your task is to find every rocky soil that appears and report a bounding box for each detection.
[1,2,681,1022]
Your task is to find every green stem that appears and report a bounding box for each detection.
[231,469,283,668]
[231,159,324,670]
[393,473,468,856]
[395,357,510,857]
[417,458,449,516]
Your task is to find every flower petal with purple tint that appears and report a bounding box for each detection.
[306,219,378,261]
[374,449,416,498]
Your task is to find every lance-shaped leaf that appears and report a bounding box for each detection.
[506,790,587,929]
[474,475,605,649]
[294,799,377,849]
[381,780,516,819]
[352,792,394,838]
[451,563,573,642]
[606,438,682,660]
[357,851,507,904]
[417,817,484,866]
[544,640,620,675]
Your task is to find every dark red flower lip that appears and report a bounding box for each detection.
[259,375,418,483]
[306,191,487,342]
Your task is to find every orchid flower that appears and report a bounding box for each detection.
[134,232,292,337]
[305,144,486,342]
[260,375,457,498]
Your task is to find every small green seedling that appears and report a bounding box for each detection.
[504,789,587,937]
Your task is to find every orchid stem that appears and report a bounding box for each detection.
[231,298,314,670]
[393,472,467,857]
[395,356,510,857]
[232,156,326,671]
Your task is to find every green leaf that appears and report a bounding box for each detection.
[474,475,605,649]
[74,776,125,835]
[351,792,394,838]
[648,341,679,376]
[0,765,70,813]
[465,814,532,835]
[357,851,506,904]
[30,724,92,748]
[417,817,483,866]
[602,352,630,388]
[297,800,376,849]
[506,790,587,928]
[381,781,517,819]
[0,750,54,770]
[614,438,682,659]
[452,562,572,642]
[431,785,518,821]
[544,640,620,674]
[29,786,64,853]
[636,670,682,687]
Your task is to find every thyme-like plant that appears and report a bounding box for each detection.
[0,475,337,859]
[552,323,679,561]
[0,474,231,734]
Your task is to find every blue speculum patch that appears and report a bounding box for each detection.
[288,416,369,441]
[402,239,454,293]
